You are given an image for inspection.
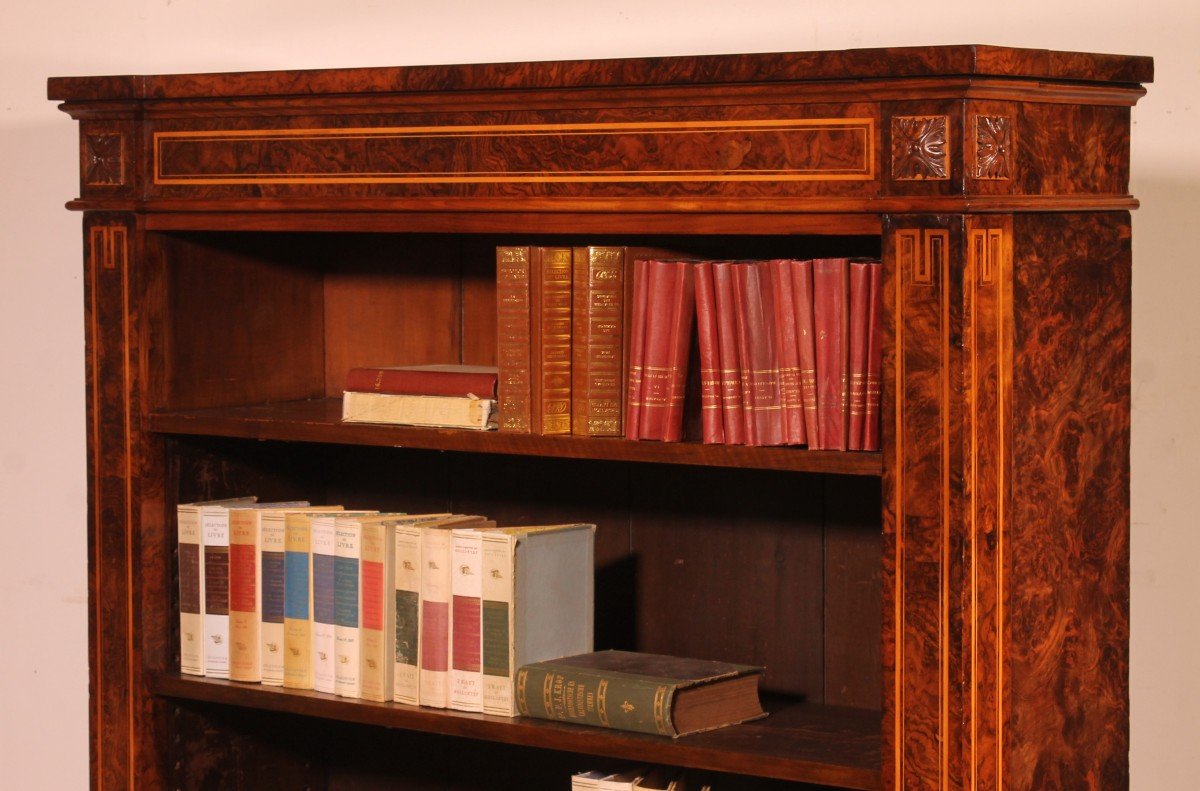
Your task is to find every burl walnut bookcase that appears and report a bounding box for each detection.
[50,45,1151,790]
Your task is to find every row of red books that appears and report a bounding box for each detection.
[628,257,882,450]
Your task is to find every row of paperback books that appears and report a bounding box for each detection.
[178,497,594,714]
[495,245,881,450]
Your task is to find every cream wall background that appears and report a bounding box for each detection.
[1,1,1196,787]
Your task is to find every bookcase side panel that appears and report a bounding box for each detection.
[882,216,968,791]
[1003,212,1131,789]
[84,213,170,790]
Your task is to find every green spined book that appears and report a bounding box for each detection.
[515,650,765,737]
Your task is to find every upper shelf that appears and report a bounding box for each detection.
[147,398,884,476]
[48,44,1152,101]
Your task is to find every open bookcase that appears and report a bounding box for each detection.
[51,44,1150,790]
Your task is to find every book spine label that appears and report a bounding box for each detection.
[790,259,820,448]
[345,368,497,398]
[497,246,532,432]
[572,247,626,437]
[694,262,725,444]
[283,518,312,689]
[532,247,573,434]
[450,529,484,712]
[770,260,806,445]
[334,521,361,698]
[420,528,453,708]
[481,534,515,716]
[864,262,884,451]
[177,506,204,676]
[711,263,745,445]
[515,665,678,736]
[848,262,872,451]
[311,519,337,694]
[393,525,422,705]
[813,258,851,450]
[625,258,650,440]
[259,516,286,686]
[201,509,231,679]
[360,521,391,703]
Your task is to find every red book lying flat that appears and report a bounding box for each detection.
[345,364,498,398]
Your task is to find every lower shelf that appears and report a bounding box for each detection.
[151,673,881,790]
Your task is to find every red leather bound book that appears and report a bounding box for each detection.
[661,262,696,443]
[790,259,820,448]
[694,262,725,444]
[625,258,650,440]
[730,264,758,446]
[847,261,872,451]
[864,261,884,451]
[769,259,806,446]
[530,246,573,435]
[496,247,532,433]
[737,263,785,447]
[813,258,850,450]
[572,246,626,437]
[638,261,694,442]
[711,263,745,445]
[345,364,498,398]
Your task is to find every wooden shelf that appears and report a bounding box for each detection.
[150,673,882,789]
[147,398,884,476]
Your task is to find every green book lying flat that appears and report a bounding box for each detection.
[515,650,765,737]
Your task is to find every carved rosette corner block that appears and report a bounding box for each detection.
[84,133,126,186]
[891,115,949,181]
[974,115,1013,180]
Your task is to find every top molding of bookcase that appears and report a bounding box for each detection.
[48,45,1152,101]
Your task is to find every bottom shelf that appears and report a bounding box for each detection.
[151,673,881,790]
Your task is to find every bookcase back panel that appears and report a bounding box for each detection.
[157,232,326,410]
[322,234,466,396]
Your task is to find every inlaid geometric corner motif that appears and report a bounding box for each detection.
[974,115,1013,180]
[84,133,126,186]
[891,115,949,181]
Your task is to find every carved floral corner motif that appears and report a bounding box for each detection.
[891,115,949,181]
[84,133,126,186]
[974,115,1013,180]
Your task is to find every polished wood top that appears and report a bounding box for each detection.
[48,44,1152,102]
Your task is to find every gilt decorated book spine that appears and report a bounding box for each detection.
[496,246,532,433]
[531,246,573,435]
[572,246,626,437]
